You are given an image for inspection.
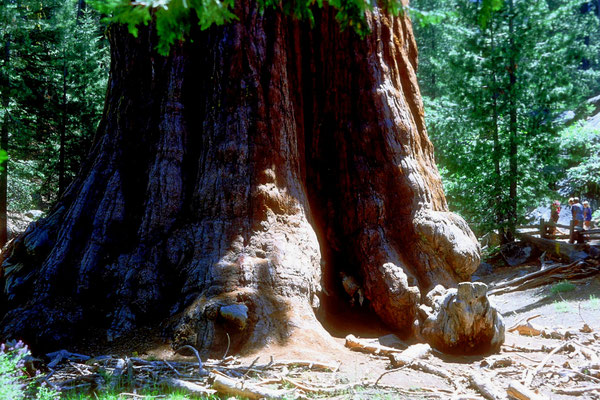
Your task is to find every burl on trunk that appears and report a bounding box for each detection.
[0,1,483,355]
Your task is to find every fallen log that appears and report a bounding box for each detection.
[489,261,599,296]
[516,234,589,263]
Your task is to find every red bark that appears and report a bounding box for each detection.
[0,1,479,355]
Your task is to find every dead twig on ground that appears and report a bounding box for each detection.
[175,345,207,376]
[210,369,289,399]
[507,315,541,332]
[223,333,230,360]
[524,340,574,387]
[506,380,545,400]
[374,365,408,386]
[162,359,182,377]
[118,393,167,398]
[558,367,600,384]
[552,384,600,395]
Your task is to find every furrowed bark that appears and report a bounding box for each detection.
[0,0,480,354]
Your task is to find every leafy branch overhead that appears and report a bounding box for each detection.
[90,0,507,55]
[89,0,374,55]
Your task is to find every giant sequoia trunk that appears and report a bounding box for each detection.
[0,1,480,355]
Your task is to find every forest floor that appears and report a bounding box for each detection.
[43,258,600,399]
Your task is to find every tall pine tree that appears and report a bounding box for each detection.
[412,0,600,238]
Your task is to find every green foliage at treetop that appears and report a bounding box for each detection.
[90,0,506,55]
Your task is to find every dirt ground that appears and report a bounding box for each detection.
[136,264,598,399]
[51,261,600,399]
[486,264,600,331]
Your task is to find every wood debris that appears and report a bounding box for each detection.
[29,305,600,400]
[34,350,380,399]
[488,259,599,296]
[469,372,506,400]
[506,380,545,400]
[344,325,600,399]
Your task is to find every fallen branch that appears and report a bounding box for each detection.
[507,315,541,333]
[210,371,289,399]
[524,340,573,387]
[501,344,546,353]
[345,334,404,356]
[272,359,339,372]
[410,360,460,391]
[506,381,545,400]
[280,376,357,395]
[552,385,600,395]
[558,368,600,384]
[469,372,506,400]
[374,365,408,386]
[175,345,208,376]
[513,354,541,363]
[242,356,261,378]
[489,261,598,296]
[46,350,91,369]
[163,359,182,377]
[118,393,167,398]
[160,377,216,396]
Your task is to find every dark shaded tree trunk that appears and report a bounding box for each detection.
[76,0,86,21]
[0,1,479,355]
[489,20,507,244]
[507,0,518,241]
[58,54,67,199]
[0,35,9,249]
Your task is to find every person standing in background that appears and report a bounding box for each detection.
[550,200,561,235]
[583,201,593,229]
[570,197,584,243]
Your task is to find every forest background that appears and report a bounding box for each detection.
[1,0,600,246]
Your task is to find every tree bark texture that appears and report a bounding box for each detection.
[0,0,480,354]
[0,35,10,249]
